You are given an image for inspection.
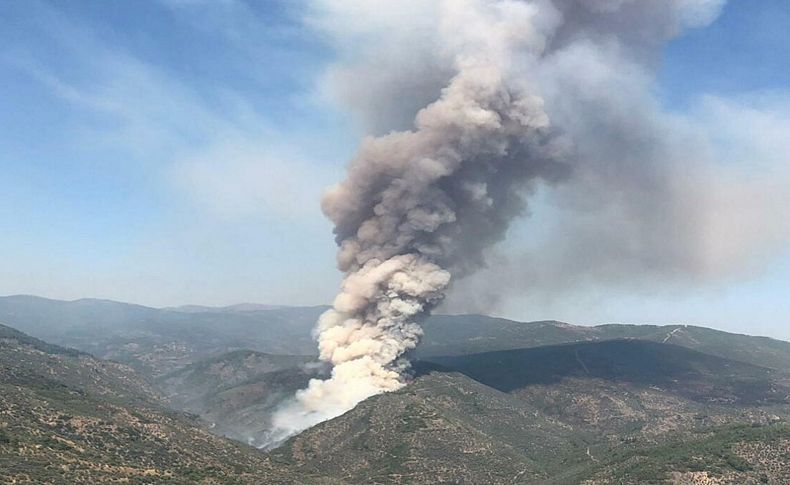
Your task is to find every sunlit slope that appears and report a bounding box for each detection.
[275,341,790,484]
[0,323,318,484]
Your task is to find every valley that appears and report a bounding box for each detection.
[1,295,789,483]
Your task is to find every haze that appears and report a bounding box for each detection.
[1,0,789,341]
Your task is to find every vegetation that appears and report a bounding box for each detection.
[0,324,318,484]
[1,296,789,483]
[427,339,790,405]
[569,423,790,484]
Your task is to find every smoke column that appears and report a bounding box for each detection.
[268,0,790,442]
[268,0,571,443]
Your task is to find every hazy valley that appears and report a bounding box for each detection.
[1,295,789,483]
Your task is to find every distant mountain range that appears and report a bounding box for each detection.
[163,303,289,313]
[1,294,789,483]
[3,295,790,373]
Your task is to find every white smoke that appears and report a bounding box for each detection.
[267,0,790,443]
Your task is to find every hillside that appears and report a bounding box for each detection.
[164,303,288,313]
[427,340,790,461]
[1,314,789,483]
[0,323,156,406]
[575,423,790,484]
[160,350,312,406]
[272,371,587,483]
[275,346,790,484]
[0,295,322,376]
[3,296,789,380]
[427,340,790,405]
[158,350,317,446]
[275,366,790,484]
[418,316,790,371]
[594,324,790,373]
[2,296,789,483]
[0,323,317,484]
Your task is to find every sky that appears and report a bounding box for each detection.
[1,0,789,340]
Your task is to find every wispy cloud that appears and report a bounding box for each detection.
[6,0,333,223]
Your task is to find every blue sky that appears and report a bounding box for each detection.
[1,0,789,339]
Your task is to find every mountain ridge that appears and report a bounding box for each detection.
[1,305,789,483]
[2,296,788,373]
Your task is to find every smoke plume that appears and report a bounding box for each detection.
[268,0,790,441]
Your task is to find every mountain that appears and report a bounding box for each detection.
[425,340,790,462]
[274,369,790,484]
[275,342,790,484]
[0,295,323,376]
[0,323,321,484]
[0,322,159,408]
[578,423,790,484]
[2,296,789,483]
[164,303,288,313]
[158,350,317,446]
[417,315,790,371]
[3,295,790,379]
[593,324,790,373]
[426,340,790,405]
[2,295,790,483]
[271,371,584,483]
[160,350,313,407]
